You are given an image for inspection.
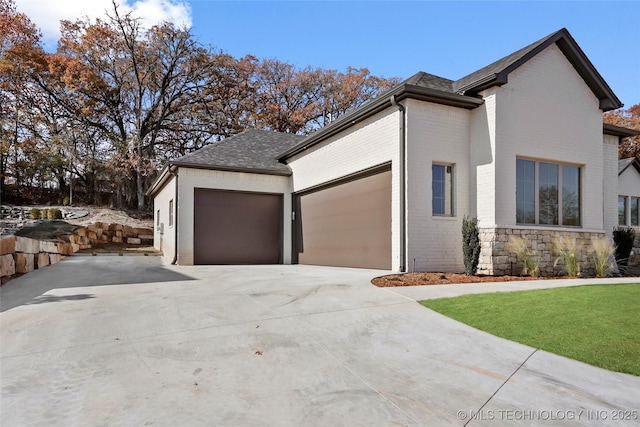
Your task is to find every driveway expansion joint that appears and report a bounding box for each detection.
[463,348,539,426]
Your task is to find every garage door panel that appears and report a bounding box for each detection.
[194,189,282,265]
[296,169,391,269]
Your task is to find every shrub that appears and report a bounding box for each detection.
[613,227,635,267]
[505,235,540,277]
[553,236,580,277]
[40,208,49,220]
[63,196,70,206]
[462,215,481,276]
[29,208,41,220]
[47,208,63,220]
[591,237,616,278]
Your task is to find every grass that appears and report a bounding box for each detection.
[420,284,640,376]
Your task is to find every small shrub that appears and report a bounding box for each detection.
[591,237,616,278]
[613,227,635,267]
[40,208,49,220]
[553,236,580,277]
[63,196,70,206]
[29,208,41,220]
[47,208,63,220]
[462,215,481,276]
[505,235,540,277]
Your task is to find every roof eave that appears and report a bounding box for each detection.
[171,161,292,176]
[603,123,640,138]
[278,84,483,161]
[146,164,176,197]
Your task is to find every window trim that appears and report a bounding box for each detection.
[432,162,454,217]
[516,157,581,227]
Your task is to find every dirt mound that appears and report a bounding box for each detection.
[67,208,153,229]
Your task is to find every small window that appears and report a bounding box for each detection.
[169,199,174,227]
[432,163,453,216]
[618,196,627,226]
[156,209,160,226]
[632,198,639,226]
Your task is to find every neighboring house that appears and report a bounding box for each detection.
[148,28,639,274]
[618,157,640,227]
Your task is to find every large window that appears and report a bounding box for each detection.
[516,159,580,226]
[619,196,639,226]
[432,163,453,216]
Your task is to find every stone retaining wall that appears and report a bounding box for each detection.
[1,222,153,283]
[478,227,607,277]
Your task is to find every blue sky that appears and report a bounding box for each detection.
[17,0,640,108]
[187,1,640,108]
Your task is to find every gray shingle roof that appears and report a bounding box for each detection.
[404,72,455,92]
[172,129,305,175]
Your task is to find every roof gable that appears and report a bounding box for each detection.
[454,28,622,111]
[619,157,640,176]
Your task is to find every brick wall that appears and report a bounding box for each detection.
[405,99,471,272]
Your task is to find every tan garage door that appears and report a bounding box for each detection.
[294,168,391,269]
[194,189,282,265]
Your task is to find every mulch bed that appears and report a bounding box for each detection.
[372,272,566,287]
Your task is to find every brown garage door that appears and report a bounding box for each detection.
[294,168,392,269]
[194,189,282,265]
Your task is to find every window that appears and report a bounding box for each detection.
[516,159,580,226]
[169,199,174,227]
[432,163,453,216]
[619,196,639,226]
[619,196,627,226]
[156,209,160,226]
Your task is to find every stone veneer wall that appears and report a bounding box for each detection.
[478,227,606,277]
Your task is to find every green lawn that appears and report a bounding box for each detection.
[420,284,640,376]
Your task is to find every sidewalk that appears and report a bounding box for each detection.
[385,276,640,301]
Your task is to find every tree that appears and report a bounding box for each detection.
[0,0,46,202]
[40,2,218,210]
[603,103,640,160]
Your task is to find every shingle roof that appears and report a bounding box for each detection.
[404,72,455,92]
[171,129,305,175]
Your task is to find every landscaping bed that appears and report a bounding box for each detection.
[371,270,640,287]
[372,272,557,287]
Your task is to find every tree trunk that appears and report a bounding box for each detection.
[137,167,144,211]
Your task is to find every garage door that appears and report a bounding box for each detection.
[294,168,391,269]
[194,189,282,265]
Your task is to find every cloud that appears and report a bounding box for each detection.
[15,0,192,49]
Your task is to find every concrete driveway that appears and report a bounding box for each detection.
[1,256,638,426]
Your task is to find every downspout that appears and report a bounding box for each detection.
[169,167,179,265]
[390,95,406,272]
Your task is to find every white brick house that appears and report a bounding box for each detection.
[148,28,638,274]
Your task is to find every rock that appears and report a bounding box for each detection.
[14,253,35,274]
[1,254,16,277]
[40,241,59,253]
[36,252,50,269]
[16,236,40,254]
[0,236,16,255]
